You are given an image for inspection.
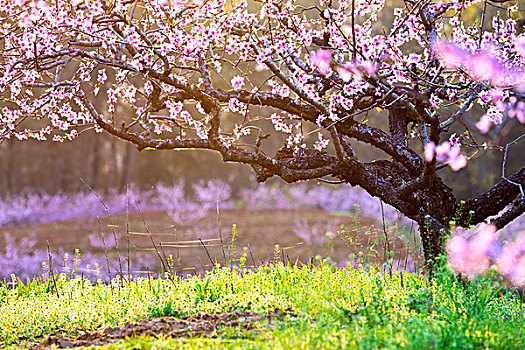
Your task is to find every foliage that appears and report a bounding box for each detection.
[0,262,525,349]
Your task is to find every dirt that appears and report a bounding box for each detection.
[30,308,295,349]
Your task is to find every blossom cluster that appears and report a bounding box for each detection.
[433,39,525,134]
[424,141,467,171]
[447,223,525,285]
[309,48,378,83]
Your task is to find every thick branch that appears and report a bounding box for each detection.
[490,198,525,230]
[459,167,525,226]
[215,90,425,173]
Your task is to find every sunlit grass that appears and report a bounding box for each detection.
[1,261,524,349]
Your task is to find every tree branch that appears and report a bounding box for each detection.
[490,197,525,230]
[460,167,525,226]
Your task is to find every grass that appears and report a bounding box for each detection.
[1,260,524,349]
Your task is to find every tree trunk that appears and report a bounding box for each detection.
[418,216,447,275]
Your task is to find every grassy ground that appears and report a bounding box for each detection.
[1,262,524,349]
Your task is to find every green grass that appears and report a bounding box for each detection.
[1,262,524,349]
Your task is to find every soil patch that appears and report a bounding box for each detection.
[31,309,294,349]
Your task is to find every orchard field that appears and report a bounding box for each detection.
[0,181,421,281]
[0,183,524,349]
[1,0,525,348]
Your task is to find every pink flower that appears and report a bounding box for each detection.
[310,49,332,76]
[424,141,435,162]
[426,141,467,171]
[476,114,492,134]
[336,65,355,82]
[515,35,525,57]
[313,132,330,151]
[97,70,107,84]
[432,39,468,69]
[496,232,525,285]
[144,81,154,95]
[447,224,497,278]
[335,61,376,82]
[508,98,525,124]
[435,141,451,162]
[449,154,467,171]
[359,60,377,76]
[481,89,505,104]
[231,76,245,90]
[466,52,504,85]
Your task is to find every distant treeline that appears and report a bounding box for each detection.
[1,122,522,201]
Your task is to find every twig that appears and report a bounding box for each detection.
[217,201,227,266]
[96,215,112,290]
[133,198,170,274]
[478,0,488,49]
[501,134,525,198]
[159,242,171,276]
[81,178,123,281]
[199,237,215,269]
[46,241,60,299]
[249,244,258,269]
[126,185,131,279]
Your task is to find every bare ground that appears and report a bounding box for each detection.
[29,308,296,349]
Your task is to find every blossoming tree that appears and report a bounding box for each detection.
[0,0,524,268]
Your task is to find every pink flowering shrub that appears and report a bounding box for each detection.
[193,179,233,208]
[0,231,158,281]
[1,180,416,231]
[0,185,157,227]
[240,183,292,210]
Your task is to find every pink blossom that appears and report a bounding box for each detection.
[515,35,525,57]
[231,76,244,90]
[476,114,492,134]
[435,141,451,161]
[424,141,435,162]
[359,60,378,76]
[447,224,497,278]
[449,154,467,171]
[432,39,468,69]
[335,61,376,82]
[507,98,525,123]
[433,39,509,86]
[144,80,154,95]
[313,132,330,151]
[336,65,355,82]
[481,89,505,104]
[310,49,332,76]
[466,52,504,85]
[495,231,525,285]
[426,141,467,171]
